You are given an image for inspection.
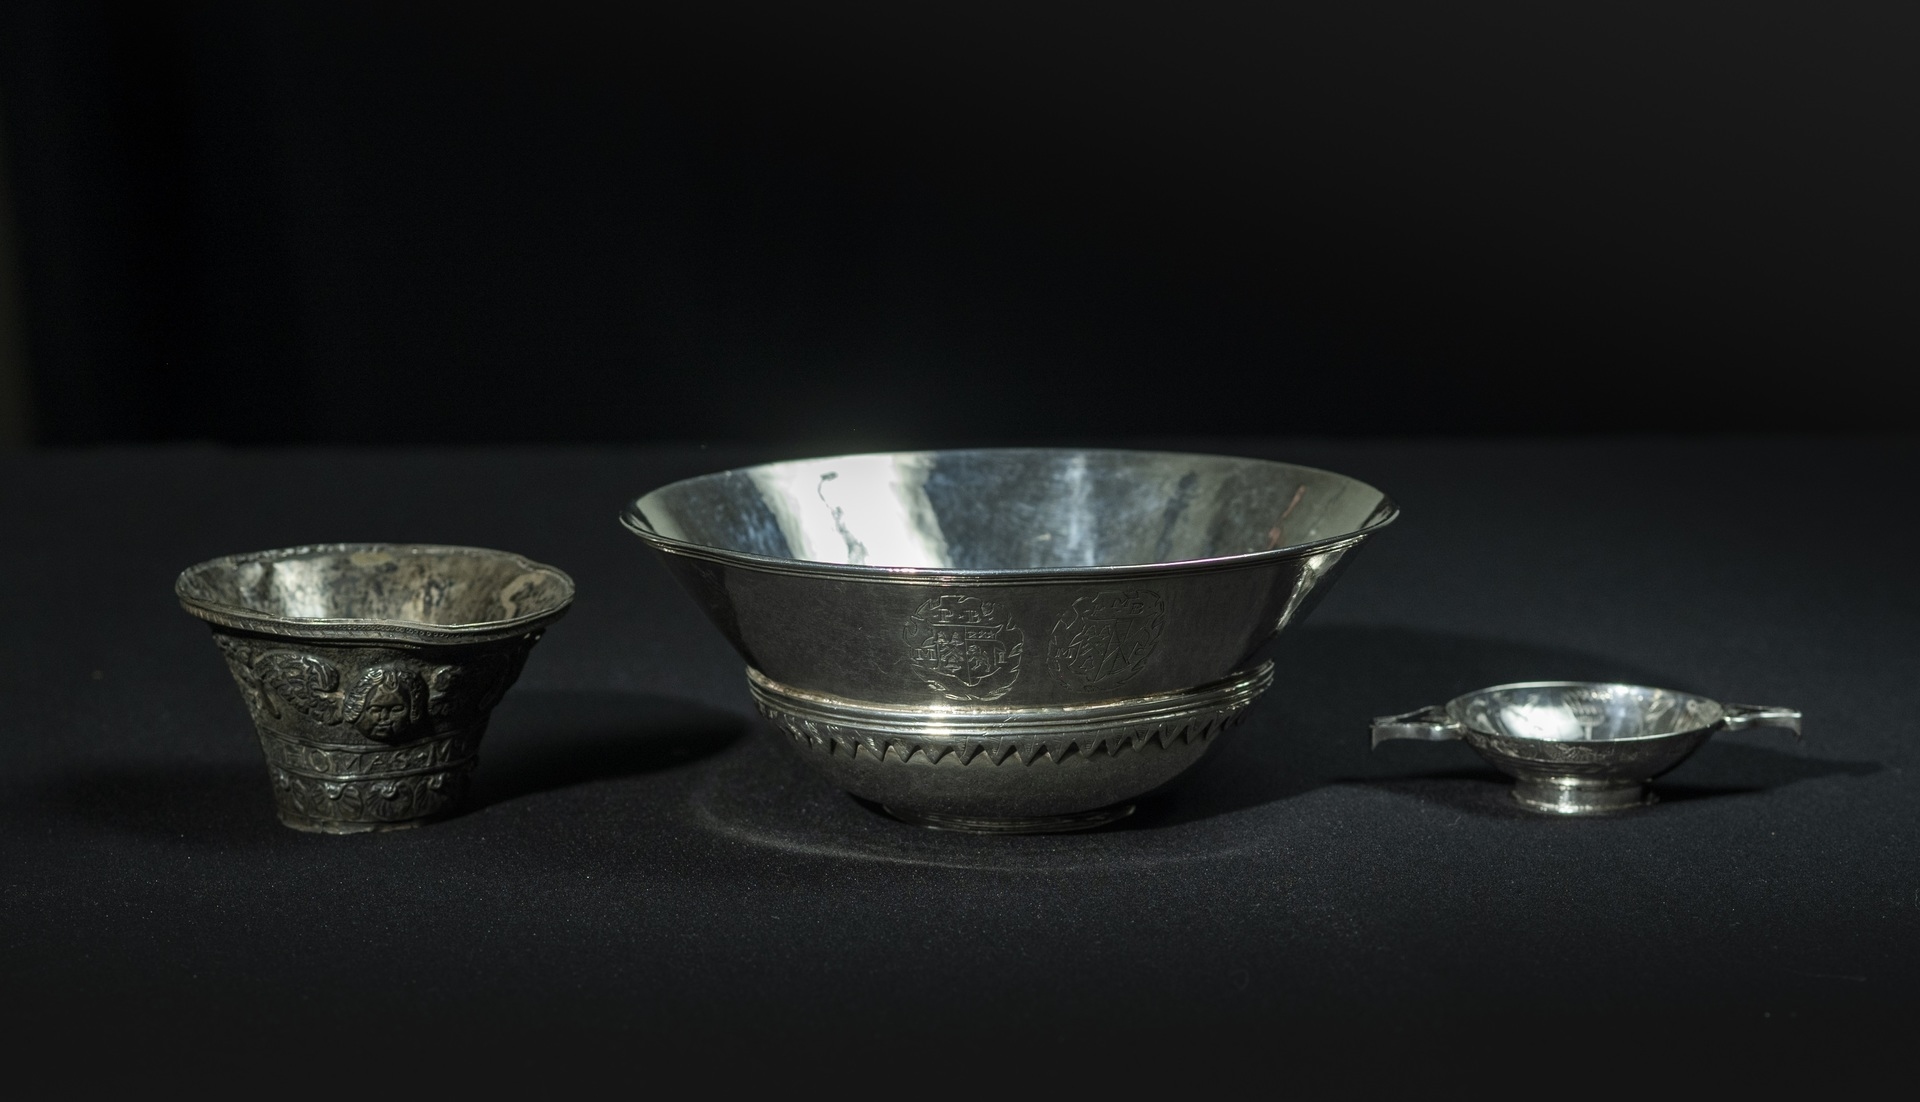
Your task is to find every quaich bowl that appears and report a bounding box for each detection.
[1372,681,1802,814]
[623,448,1398,833]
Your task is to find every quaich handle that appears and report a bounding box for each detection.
[1368,699,1804,747]
[1718,702,1803,736]
[1369,704,1464,748]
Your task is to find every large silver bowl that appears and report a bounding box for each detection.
[622,448,1397,832]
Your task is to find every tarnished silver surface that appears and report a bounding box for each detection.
[177,544,574,833]
[624,448,1397,832]
[1372,681,1802,814]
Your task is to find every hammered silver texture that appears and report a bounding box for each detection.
[624,448,1398,832]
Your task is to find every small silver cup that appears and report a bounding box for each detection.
[1372,681,1801,814]
[177,544,574,833]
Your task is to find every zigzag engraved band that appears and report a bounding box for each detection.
[747,661,1275,766]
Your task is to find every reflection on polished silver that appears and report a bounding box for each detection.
[177,544,574,833]
[624,448,1398,832]
[749,662,1274,830]
[1371,682,1802,814]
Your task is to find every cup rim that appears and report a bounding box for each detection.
[620,447,1399,583]
[1445,680,1725,745]
[175,542,575,645]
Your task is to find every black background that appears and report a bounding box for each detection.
[3,3,1917,1081]
[3,438,1917,1079]
[3,1,1915,448]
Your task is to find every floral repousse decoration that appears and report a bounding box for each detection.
[219,642,525,745]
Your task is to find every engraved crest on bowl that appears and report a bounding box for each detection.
[1047,589,1164,690]
[904,593,1023,701]
[624,449,1399,832]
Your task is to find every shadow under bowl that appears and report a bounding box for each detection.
[624,447,1397,833]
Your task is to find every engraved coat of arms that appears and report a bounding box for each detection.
[1047,589,1165,690]
[905,594,1024,701]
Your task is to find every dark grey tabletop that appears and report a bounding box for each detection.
[4,438,1916,1062]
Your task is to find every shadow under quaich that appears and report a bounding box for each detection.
[690,622,1868,856]
[1129,624,1876,827]
[38,664,1871,857]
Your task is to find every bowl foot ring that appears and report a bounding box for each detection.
[879,803,1136,834]
[1510,780,1655,815]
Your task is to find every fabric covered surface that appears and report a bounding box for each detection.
[3,438,1915,1062]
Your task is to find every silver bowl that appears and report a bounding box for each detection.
[177,544,574,833]
[623,448,1397,832]
[1371,681,1803,814]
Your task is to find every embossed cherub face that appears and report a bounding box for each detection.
[344,665,424,742]
[356,683,411,739]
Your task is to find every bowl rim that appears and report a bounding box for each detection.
[619,447,1399,582]
[175,542,575,645]
[1445,680,1725,745]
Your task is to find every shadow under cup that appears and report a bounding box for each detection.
[176,544,574,833]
